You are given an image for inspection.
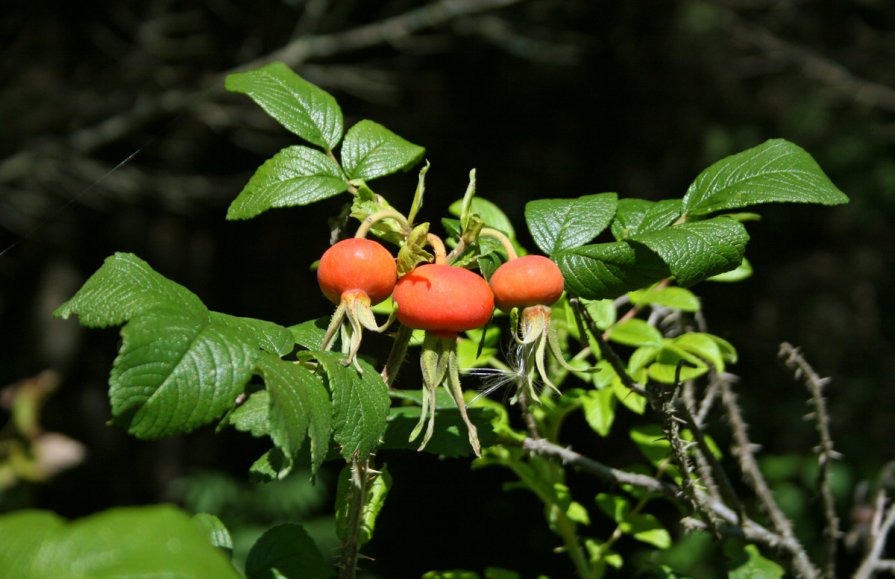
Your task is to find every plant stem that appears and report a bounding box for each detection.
[478,227,518,260]
[779,342,841,579]
[339,456,370,579]
[381,324,412,387]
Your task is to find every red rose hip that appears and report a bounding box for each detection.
[317,238,397,305]
[393,264,494,336]
[489,255,564,312]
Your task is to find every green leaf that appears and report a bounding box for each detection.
[341,120,425,180]
[628,286,700,312]
[584,299,617,330]
[683,139,848,217]
[256,353,332,476]
[631,217,749,286]
[289,317,329,350]
[647,345,708,384]
[606,319,663,347]
[612,376,647,414]
[109,307,257,438]
[54,252,205,328]
[555,241,670,300]
[422,572,480,579]
[625,513,671,548]
[0,506,240,578]
[335,465,392,546]
[211,312,294,356]
[725,542,785,579]
[225,62,343,151]
[707,257,753,282]
[595,493,630,523]
[629,425,671,466]
[611,198,682,240]
[671,333,726,371]
[226,146,347,220]
[245,523,335,579]
[449,196,516,238]
[0,510,64,577]
[580,387,616,437]
[249,448,292,483]
[525,193,618,255]
[313,352,389,460]
[192,513,234,558]
[222,390,270,436]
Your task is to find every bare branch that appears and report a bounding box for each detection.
[718,372,819,578]
[854,499,895,579]
[780,342,841,579]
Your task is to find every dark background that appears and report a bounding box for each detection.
[2,1,894,576]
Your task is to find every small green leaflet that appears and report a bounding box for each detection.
[226,145,348,220]
[340,120,425,181]
[525,193,618,256]
[313,351,389,460]
[0,506,240,579]
[449,196,516,238]
[725,543,785,578]
[682,139,848,217]
[245,523,335,579]
[256,353,332,476]
[225,61,343,151]
[211,312,294,356]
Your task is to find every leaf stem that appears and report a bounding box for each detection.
[478,227,518,260]
[426,233,447,265]
[354,209,410,239]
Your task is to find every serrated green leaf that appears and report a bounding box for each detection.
[341,120,424,180]
[555,241,670,300]
[525,193,618,255]
[192,513,234,557]
[226,146,347,220]
[109,307,257,438]
[725,543,785,578]
[257,354,332,475]
[313,352,389,460]
[581,387,616,437]
[54,252,206,328]
[632,217,749,286]
[289,317,329,350]
[0,506,240,579]
[449,196,516,238]
[628,286,700,312]
[223,390,271,437]
[225,62,343,151]
[683,139,848,217]
[245,523,335,579]
[211,312,294,356]
[607,319,663,347]
[611,198,682,240]
[335,465,392,546]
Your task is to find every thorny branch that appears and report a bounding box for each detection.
[780,342,841,579]
[854,498,895,579]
